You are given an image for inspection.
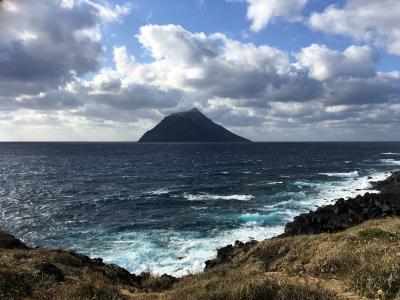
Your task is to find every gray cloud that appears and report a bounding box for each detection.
[1,1,399,141]
[0,0,105,97]
[323,73,400,105]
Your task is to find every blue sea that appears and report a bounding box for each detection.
[0,142,400,276]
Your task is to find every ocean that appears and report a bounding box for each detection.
[0,142,400,276]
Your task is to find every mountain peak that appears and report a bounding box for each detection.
[138,109,251,143]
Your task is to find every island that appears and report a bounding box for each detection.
[138,108,251,143]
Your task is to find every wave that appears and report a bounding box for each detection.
[239,211,297,225]
[381,152,400,155]
[184,193,254,201]
[300,171,387,207]
[380,159,400,165]
[319,171,359,178]
[266,181,283,185]
[94,223,283,277]
[146,188,170,195]
[239,213,269,223]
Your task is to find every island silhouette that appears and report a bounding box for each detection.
[138,108,251,142]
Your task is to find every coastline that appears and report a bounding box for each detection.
[205,170,400,269]
[1,169,400,299]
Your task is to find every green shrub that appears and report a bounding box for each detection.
[358,228,396,242]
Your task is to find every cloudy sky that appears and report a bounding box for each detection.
[1,0,399,141]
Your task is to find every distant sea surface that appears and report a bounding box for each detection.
[1,142,400,276]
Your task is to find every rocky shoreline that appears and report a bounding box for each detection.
[284,170,400,235]
[205,170,400,269]
[1,170,400,299]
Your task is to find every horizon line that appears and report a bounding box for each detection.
[0,141,400,143]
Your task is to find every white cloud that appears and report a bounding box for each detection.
[245,0,308,32]
[134,24,293,101]
[70,24,400,140]
[309,0,400,55]
[85,0,131,23]
[296,44,378,81]
[137,25,218,65]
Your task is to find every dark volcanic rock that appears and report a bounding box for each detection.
[100,263,142,287]
[284,171,400,236]
[138,108,250,143]
[372,171,400,194]
[0,230,29,249]
[205,240,257,270]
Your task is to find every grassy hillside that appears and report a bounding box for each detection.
[3,217,400,299]
[164,217,400,300]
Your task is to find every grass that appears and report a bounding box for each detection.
[0,247,134,300]
[140,272,178,291]
[166,263,336,300]
[3,218,400,299]
[221,218,400,299]
[357,227,397,242]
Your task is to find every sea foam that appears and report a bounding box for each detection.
[93,223,283,277]
[319,171,359,178]
[381,159,400,165]
[184,193,254,201]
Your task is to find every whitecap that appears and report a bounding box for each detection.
[263,200,293,210]
[380,159,400,165]
[381,152,400,155]
[266,181,283,185]
[184,193,254,201]
[319,171,359,178]
[146,188,170,195]
[190,206,208,210]
[302,171,387,207]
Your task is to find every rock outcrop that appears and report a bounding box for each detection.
[372,171,400,194]
[204,240,258,270]
[0,230,29,249]
[138,108,250,143]
[0,230,176,299]
[284,171,400,236]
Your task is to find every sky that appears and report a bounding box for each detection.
[0,0,399,141]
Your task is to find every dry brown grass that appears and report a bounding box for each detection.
[167,263,336,300]
[3,218,400,299]
[221,218,400,299]
[0,247,136,299]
